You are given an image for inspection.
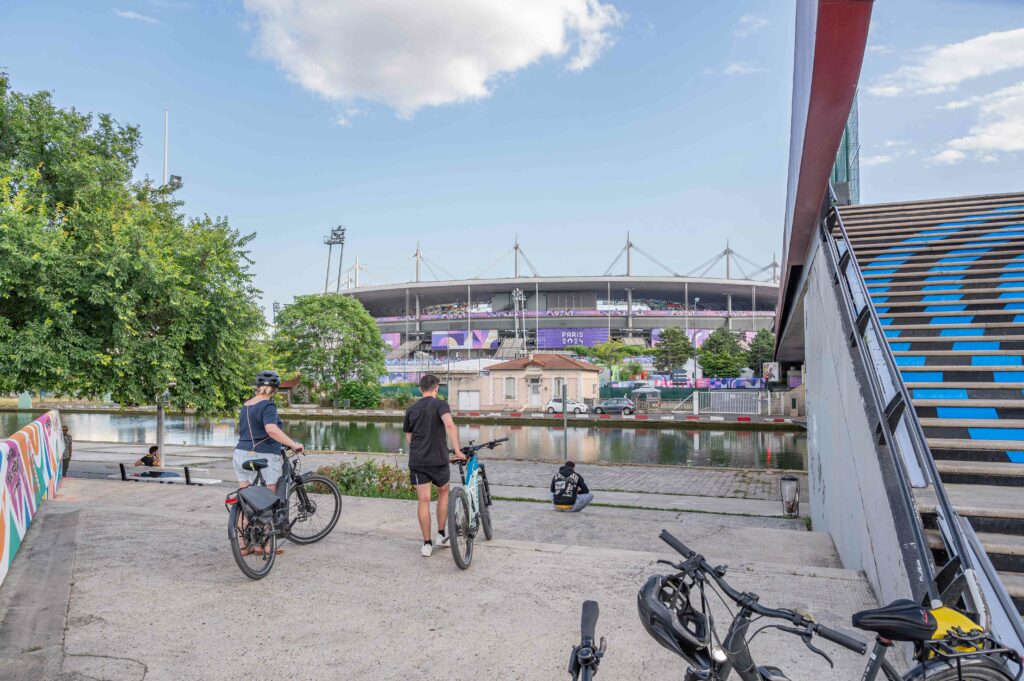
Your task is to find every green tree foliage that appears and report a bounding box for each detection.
[0,73,266,444]
[697,328,747,378]
[623,361,644,380]
[333,381,382,409]
[746,328,777,377]
[271,294,386,398]
[652,327,696,374]
[566,340,646,374]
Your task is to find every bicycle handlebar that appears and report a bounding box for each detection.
[581,601,599,645]
[449,438,509,457]
[659,530,867,655]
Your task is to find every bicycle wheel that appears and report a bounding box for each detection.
[902,656,1015,680]
[228,504,276,580]
[448,486,474,569]
[478,482,493,541]
[286,475,342,544]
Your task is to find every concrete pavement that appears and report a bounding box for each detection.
[0,478,884,680]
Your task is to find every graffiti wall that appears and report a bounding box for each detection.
[1,410,64,587]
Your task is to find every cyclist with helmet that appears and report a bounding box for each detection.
[233,370,304,496]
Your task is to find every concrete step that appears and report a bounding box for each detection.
[858,237,1024,258]
[870,278,1024,295]
[921,417,1024,429]
[881,310,1024,322]
[851,227,1024,249]
[887,323,1024,334]
[894,351,1024,367]
[915,400,1024,421]
[870,285,1024,298]
[912,387,1024,401]
[1000,572,1024,613]
[908,381,1024,390]
[926,528,1024,574]
[918,483,1024,536]
[877,298,1024,311]
[890,336,1024,346]
[839,192,1024,219]
[932,459,1024,487]
[865,266,1024,282]
[865,250,1024,270]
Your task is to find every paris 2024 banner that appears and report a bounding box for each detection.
[0,410,65,587]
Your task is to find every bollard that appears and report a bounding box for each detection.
[780,474,800,518]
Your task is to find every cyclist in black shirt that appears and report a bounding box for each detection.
[403,374,464,557]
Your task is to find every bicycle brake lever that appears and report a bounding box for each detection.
[802,633,834,669]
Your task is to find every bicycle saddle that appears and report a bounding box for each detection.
[757,666,791,681]
[242,459,269,471]
[852,599,937,642]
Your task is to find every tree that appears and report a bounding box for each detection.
[746,328,777,377]
[623,361,645,380]
[566,340,646,376]
[697,328,747,378]
[0,74,267,452]
[653,328,696,374]
[271,294,386,400]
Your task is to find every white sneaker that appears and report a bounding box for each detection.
[421,542,433,557]
[435,531,450,548]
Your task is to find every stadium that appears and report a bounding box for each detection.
[336,239,780,374]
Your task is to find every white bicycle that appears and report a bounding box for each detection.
[447,438,506,569]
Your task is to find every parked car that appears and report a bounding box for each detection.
[593,398,636,415]
[545,398,589,414]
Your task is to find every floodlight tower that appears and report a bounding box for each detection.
[323,226,346,293]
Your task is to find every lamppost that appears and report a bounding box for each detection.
[323,226,346,293]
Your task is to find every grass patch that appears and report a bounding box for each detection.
[314,459,435,501]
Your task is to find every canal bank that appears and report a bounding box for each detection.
[4,411,807,468]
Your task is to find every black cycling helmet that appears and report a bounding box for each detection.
[255,370,281,388]
[637,574,712,669]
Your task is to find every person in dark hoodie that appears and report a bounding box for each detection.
[550,461,593,512]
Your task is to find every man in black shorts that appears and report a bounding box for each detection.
[404,374,464,557]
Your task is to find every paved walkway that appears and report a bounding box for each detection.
[0,478,878,681]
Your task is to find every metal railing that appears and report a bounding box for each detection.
[822,187,1024,656]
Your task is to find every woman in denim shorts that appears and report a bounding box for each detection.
[233,370,304,492]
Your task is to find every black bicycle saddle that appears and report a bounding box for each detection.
[852,599,937,642]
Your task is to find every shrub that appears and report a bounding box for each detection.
[314,459,435,501]
[332,381,381,409]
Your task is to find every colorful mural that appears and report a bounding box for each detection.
[536,328,610,349]
[1,410,64,587]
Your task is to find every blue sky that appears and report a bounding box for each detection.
[1,1,1022,312]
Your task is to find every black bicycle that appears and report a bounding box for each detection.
[568,600,607,680]
[224,447,342,579]
[637,530,1021,681]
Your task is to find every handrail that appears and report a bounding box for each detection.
[824,186,1024,652]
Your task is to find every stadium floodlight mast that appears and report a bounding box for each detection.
[323,226,347,294]
[512,288,526,354]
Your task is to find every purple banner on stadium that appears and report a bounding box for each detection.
[536,328,610,349]
[431,329,501,350]
[381,333,401,350]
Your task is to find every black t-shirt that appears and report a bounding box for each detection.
[403,397,451,469]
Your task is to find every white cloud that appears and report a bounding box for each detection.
[866,27,1024,97]
[334,107,366,128]
[861,154,896,168]
[940,81,1024,161]
[928,149,967,165]
[704,61,764,77]
[882,139,909,148]
[243,0,624,117]
[866,44,893,55]
[115,9,158,23]
[735,13,767,38]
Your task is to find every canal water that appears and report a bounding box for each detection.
[2,411,806,469]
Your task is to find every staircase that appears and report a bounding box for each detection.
[835,192,1024,614]
[387,339,422,361]
[494,337,525,358]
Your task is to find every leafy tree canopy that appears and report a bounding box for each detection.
[746,328,776,377]
[697,328,747,378]
[271,294,386,395]
[566,340,646,373]
[652,327,696,374]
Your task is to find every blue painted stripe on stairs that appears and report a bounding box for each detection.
[866,264,902,271]
[998,283,1024,289]
[875,307,890,314]
[973,356,1022,366]
[938,256,980,264]
[939,220,988,226]
[907,236,951,243]
[1004,304,1024,311]
[889,342,911,351]
[914,388,967,399]
[969,428,1024,441]
[928,266,969,273]
[871,296,889,304]
[941,328,984,336]
[884,329,901,338]
[923,285,962,292]
[926,275,964,283]
[1014,315,1024,323]
[927,226,969,232]
[937,407,998,419]
[923,294,963,302]
[867,278,893,285]
[987,205,1024,213]
[1008,452,1024,463]
[954,341,999,350]
[902,371,943,382]
[873,255,911,262]
[881,318,893,326]
[925,304,967,312]
[947,248,992,255]
[895,356,926,367]
[995,372,1024,382]
[1003,291,1024,298]
[868,287,890,294]
[930,316,974,324]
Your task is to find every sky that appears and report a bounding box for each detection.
[1,0,1022,314]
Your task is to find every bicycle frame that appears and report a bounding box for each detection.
[459,455,482,531]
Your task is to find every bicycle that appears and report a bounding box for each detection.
[568,600,607,680]
[636,529,1022,681]
[446,437,506,569]
[224,447,342,580]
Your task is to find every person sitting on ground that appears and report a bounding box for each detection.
[136,445,162,467]
[550,461,593,512]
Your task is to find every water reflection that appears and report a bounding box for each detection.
[2,412,805,469]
